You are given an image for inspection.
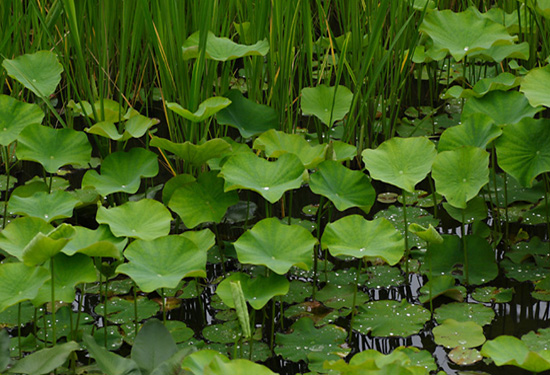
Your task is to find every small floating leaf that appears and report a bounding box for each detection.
[434,302,495,326]
[433,319,486,348]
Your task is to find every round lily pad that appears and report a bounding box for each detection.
[167,97,231,122]
[364,265,405,288]
[316,283,369,310]
[353,300,430,337]
[471,287,514,303]
[301,85,353,127]
[150,137,232,167]
[448,346,483,365]
[434,302,495,326]
[94,296,160,324]
[202,320,242,344]
[433,319,486,349]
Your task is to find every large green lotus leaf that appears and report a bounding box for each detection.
[468,41,529,62]
[434,302,494,326]
[216,90,278,138]
[169,171,238,228]
[7,341,80,375]
[61,225,126,259]
[461,90,542,125]
[362,137,437,192]
[428,235,498,285]
[275,317,348,363]
[522,328,550,352]
[94,296,160,324]
[83,334,141,375]
[253,129,327,168]
[180,228,215,253]
[0,95,44,146]
[131,318,177,373]
[205,357,276,375]
[167,97,231,122]
[419,7,516,61]
[438,114,502,152]
[219,152,305,204]
[8,190,79,223]
[0,262,49,312]
[484,171,545,205]
[0,217,53,261]
[2,51,63,97]
[418,275,466,304]
[182,31,269,61]
[216,272,289,310]
[353,300,430,337]
[150,137,231,167]
[443,196,487,224]
[82,148,158,196]
[32,253,96,305]
[522,0,550,18]
[346,347,437,373]
[495,117,550,188]
[86,114,159,141]
[117,235,205,292]
[234,217,317,274]
[181,350,230,375]
[16,124,92,173]
[443,72,522,99]
[521,64,550,108]
[481,335,550,373]
[432,146,489,209]
[322,215,404,265]
[162,174,195,205]
[68,98,126,123]
[96,199,172,241]
[433,319,486,349]
[301,85,353,127]
[309,161,375,213]
[22,224,75,266]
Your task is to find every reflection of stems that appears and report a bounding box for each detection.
[461,210,469,285]
[428,176,438,219]
[402,190,410,276]
[348,258,363,342]
[50,257,56,346]
[195,279,205,326]
[544,174,550,255]
[503,173,510,245]
[313,196,326,301]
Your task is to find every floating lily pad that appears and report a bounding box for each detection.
[500,259,549,282]
[522,328,550,352]
[301,85,353,127]
[219,152,305,204]
[202,320,242,344]
[418,275,466,304]
[8,190,79,223]
[443,196,488,224]
[433,319,486,349]
[205,357,277,375]
[117,235,206,293]
[471,287,514,303]
[353,300,430,337]
[364,265,405,288]
[61,225,126,259]
[234,218,317,274]
[0,262,49,312]
[216,90,278,138]
[253,129,327,168]
[448,347,483,365]
[280,280,311,304]
[216,272,289,310]
[96,199,172,241]
[322,215,404,265]
[0,301,42,327]
[309,161,375,213]
[94,297,160,324]
[443,72,521,99]
[167,97,231,122]
[150,137,232,166]
[283,301,340,326]
[397,190,443,208]
[2,50,63,97]
[434,302,495,326]
[82,148,158,196]
[0,95,44,146]
[36,306,94,342]
[483,172,545,205]
[520,64,550,108]
[432,146,489,209]
[316,283,369,310]
[362,137,437,193]
[275,318,349,363]
[16,124,92,174]
[182,31,269,61]
[169,171,238,228]
[481,335,550,373]
[496,117,550,188]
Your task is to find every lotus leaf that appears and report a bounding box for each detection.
[442,73,521,99]
[495,117,550,187]
[181,350,230,375]
[61,225,126,258]
[443,196,488,224]
[309,160,375,213]
[0,95,44,146]
[117,235,206,292]
[397,190,443,208]
[432,146,489,209]
[253,129,327,168]
[353,300,430,337]
[83,334,141,375]
[321,215,404,265]
[419,7,516,61]
[448,347,483,365]
[418,275,466,303]
[162,174,195,204]
[202,320,243,344]
[438,114,501,152]
[362,137,437,192]
[96,199,172,241]
[434,302,495,326]
[408,223,443,245]
[35,306,93,342]
[182,31,269,61]
[2,50,63,98]
[204,357,276,375]
[483,171,545,205]
[520,64,550,109]
[7,341,80,375]
[316,283,369,310]
[150,137,231,167]
[364,265,405,288]
[68,98,126,122]
[8,190,79,223]
[216,90,278,138]
[468,41,529,62]
[471,287,514,303]
[301,85,353,127]
[32,253,96,305]
[461,90,542,125]
[433,319,485,348]
[168,171,238,228]
[234,218,316,274]
[275,317,348,363]
[219,152,305,203]
[216,272,289,310]
[481,335,550,373]
[0,217,53,261]
[0,263,49,312]
[16,124,92,173]
[22,224,75,266]
[94,297,160,324]
[130,319,177,373]
[522,328,550,352]
[167,97,231,122]
[86,114,159,141]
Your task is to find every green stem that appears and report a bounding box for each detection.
[17,303,21,358]
[133,282,139,338]
[544,173,550,255]
[348,258,363,342]
[2,146,11,229]
[402,190,410,275]
[50,257,56,346]
[161,288,166,324]
[427,241,433,316]
[270,298,276,353]
[461,210,469,285]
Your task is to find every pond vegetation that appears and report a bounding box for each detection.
[2,0,550,374]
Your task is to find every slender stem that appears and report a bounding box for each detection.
[461,210,469,285]
[104,271,109,348]
[133,282,139,338]
[17,303,21,358]
[194,279,206,325]
[50,257,56,346]
[402,190,410,275]
[313,196,326,300]
[543,173,550,255]
[503,172,510,244]
[2,146,11,229]
[270,298,276,353]
[161,288,166,324]
[348,258,363,342]
[427,241,433,316]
